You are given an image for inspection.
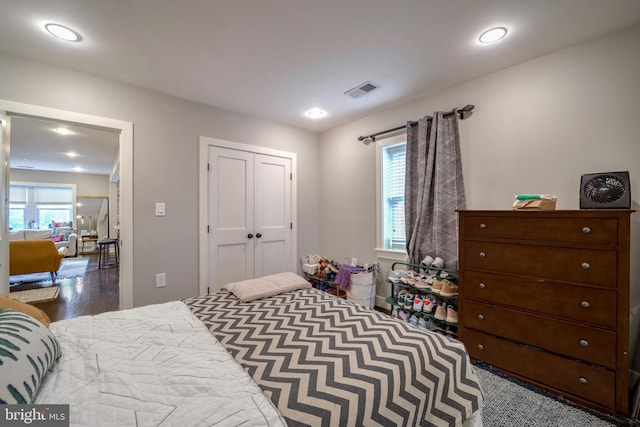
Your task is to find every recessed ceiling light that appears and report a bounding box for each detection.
[44,23,82,42]
[305,108,327,119]
[73,166,84,172]
[54,127,73,135]
[66,151,78,158]
[479,27,507,44]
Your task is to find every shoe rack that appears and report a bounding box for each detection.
[385,261,459,338]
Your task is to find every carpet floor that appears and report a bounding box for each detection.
[9,256,90,285]
[474,363,635,426]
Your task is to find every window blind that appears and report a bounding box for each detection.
[9,185,27,203]
[34,186,73,204]
[383,143,406,250]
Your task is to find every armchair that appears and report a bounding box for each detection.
[10,240,67,281]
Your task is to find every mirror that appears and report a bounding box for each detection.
[76,196,109,240]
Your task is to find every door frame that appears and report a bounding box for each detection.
[198,136,297,296]
[0,100,134,310]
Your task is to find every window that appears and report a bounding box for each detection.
[9,204,26,230]
[376,134,407,255]
[9,183,75,230]
[37,205,73,229]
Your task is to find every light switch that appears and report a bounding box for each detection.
[155,202,166,216]
[156,273,166,287]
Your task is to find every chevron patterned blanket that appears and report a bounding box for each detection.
[184,288,483,427]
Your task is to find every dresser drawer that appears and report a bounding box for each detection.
[463,271,617,328]
[463,215,617,246]
[463,329,615,408]
[463,300,616,368]
[463,241,616,287]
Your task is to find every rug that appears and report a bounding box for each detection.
[474,363,631,426]
[9,256,90,285]
[9,286,60,304]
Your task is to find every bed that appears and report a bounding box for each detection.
[2,272,484,426]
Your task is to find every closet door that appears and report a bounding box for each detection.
[208,146,254,290]
[207,146,293,292]
[254,154,291,277]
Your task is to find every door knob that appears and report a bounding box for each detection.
[247,233,254,238]
[256,233,262,238]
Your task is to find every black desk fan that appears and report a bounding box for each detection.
[580,171,631,209]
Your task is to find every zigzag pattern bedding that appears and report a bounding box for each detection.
[184,288,483,427]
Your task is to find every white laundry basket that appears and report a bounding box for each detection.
[347,272,375,308]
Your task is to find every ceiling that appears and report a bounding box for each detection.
[9,115,119,175]
[2,1,640,173]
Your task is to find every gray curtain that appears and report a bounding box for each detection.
[405,110,466,269]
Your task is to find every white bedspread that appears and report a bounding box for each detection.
[36,301,287,427]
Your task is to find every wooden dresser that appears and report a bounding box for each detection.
[457,209,633,416]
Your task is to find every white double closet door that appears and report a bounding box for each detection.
[207,145,293,292]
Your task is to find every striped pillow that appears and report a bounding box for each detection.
[0,308,61,403]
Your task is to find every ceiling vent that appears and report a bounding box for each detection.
[345,81,379,99]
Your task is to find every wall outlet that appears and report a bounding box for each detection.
[155,273,166,288]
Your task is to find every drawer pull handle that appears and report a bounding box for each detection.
[478,344,484,350]
[582,226,591,234]
[480,223,487,229]
[580,339,589,347]
[479,283,486,289]
[479,252,486,258]
[478,314,485,320]
[578,377,588,385]
[581,262,590,270]
[581,301,590,309]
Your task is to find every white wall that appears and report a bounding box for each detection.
[0,52,320,307]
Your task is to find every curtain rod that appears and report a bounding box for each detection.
[358,104,474,144]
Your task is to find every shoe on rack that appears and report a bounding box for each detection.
[422,296,436,313]
[413,294,424,311]
[404,294,414,310]
[388,270,401,283]
[399,310,410,322]
[429,256,445,275]
[417,315,428,329]
[420,255,434,266]
[432,280,443,294]
[397,289,408,306]
[445,306,458,323]
[414,275,433,290]
[434,303,447,321]
[392,307,399,319]
[400,270,416,285]
[410,313,419,326]
[439,280,459,297]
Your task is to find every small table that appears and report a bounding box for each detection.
[80,234,98,254]
[97,239,119,269]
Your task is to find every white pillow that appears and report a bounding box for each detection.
[223,272,311,302]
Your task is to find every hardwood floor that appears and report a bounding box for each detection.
[9,253,119,322]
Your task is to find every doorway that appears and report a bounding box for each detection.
[0,99,133,310]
